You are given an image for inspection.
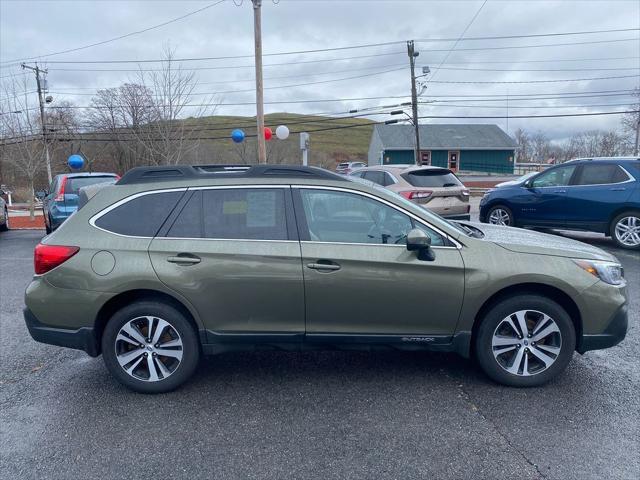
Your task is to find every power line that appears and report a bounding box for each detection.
[427,74,640,84]
[0,1,228,66]
[7,27,638,66]
[3,110,638,146]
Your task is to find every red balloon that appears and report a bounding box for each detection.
[264,127,273,141]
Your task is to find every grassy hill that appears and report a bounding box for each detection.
[182,112,374,166]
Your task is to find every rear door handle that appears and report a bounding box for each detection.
[167,254,201,265]
[307,261,341,272]
[610,187,626,191]
[553,189,567,193]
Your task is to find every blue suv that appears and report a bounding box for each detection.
[479,158,640,250]
[43,172,119,233]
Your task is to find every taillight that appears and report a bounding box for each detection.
[54,176,68,202]
[400,190,432,200]
[34,243,79,275]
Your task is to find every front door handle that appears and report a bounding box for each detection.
[167,254,201,265]
[307,260,341,272]
[610,187,626,191]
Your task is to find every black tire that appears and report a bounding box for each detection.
[45,212,52,234]
[0,208,8,231]
[475,294,576,387]
[609,211,640,250]
[486,204,514,227]
[102,301,200,393]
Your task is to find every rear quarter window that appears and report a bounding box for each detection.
[94,191,183,237]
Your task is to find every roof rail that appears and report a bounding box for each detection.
[117,164,348,185]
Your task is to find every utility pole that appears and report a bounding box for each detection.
[252,0,267,164]
[634,117,639,156]
[22,63,52,183]
[407,40,421,165]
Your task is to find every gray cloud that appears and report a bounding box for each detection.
[1,0,639,140]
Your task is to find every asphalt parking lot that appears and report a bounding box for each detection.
[1,227,638,480]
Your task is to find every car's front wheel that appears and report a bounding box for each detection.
[475,295,575,387]
[610,211,640,250]
[486,205,514,226]
[101,301,200,393]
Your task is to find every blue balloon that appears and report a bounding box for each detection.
[231,129,245,143]
[67,154,84,170]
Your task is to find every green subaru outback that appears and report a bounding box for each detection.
[24,165,628,393]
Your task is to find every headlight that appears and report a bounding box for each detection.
[573,259,625,286]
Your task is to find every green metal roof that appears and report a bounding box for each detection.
[375,124,517,150]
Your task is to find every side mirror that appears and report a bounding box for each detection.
[406,228,436,261]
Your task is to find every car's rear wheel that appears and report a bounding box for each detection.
[44,212,52,234]
[487,205,514,226]
[0,208,8,231]
[101,301,200,393]
[610,212,640,250]
[475,295,575,387]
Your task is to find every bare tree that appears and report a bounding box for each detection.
[513,128,530,162]
[621,87,640,155]
[0,76,48,218]
[132,45,217,165]
[530,131,551,163]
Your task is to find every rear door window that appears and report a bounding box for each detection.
[573,164,630,185]
[402,169,462,188]
[94,191,183,237]
[202,188,288,240]
[363,171,386,186]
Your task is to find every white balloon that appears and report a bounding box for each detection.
[275,125,290,140]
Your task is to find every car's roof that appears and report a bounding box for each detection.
[567,157,640,164]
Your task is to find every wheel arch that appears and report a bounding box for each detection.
[94,289,203,355]
[606,206,640,236]
[469,282,582,355]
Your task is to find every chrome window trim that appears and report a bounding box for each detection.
[532,164,636,189]
[89,185,291,239]
[300,240,457,250]
[292,184,463,249]
[152,237,297,244]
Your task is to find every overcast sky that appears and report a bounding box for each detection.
[1,0,639,141]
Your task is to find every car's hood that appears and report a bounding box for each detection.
[494,180,519,188]
[464,222,616,261]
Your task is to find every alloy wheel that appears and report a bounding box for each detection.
[488,208,511,226]
[491,310,562,376]
[114,316,184,382]
[614,215,640,247]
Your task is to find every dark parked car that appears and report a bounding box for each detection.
[43,173,119,233]
[0,188,8,232]
[480,158,640,250]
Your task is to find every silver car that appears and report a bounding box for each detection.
[350,165,470,220]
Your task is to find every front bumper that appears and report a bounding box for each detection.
[577,303,628,354]
[24,308,99,357]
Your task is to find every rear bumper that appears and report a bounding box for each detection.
[578,303,628,354]
[24,307,99,357]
